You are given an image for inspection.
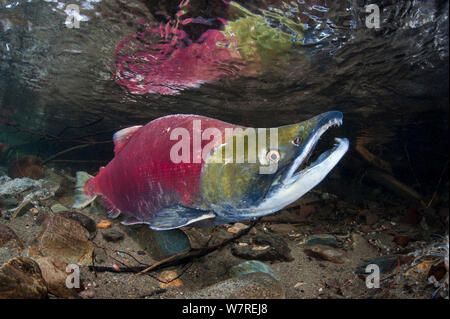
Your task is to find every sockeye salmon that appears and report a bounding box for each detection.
[73,112,349,230]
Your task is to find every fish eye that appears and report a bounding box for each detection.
[292,137,302,146]
[267,150,280,163]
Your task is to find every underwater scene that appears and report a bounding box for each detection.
[0,0,448,301]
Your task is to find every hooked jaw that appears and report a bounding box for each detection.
[255,111,349,215]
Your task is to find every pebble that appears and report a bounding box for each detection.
[231,234,293,262]
[0,224,24,250]
[230,261,280,280]
[102,229,124,242]
[0,197,19,209]
[158,270,183,289]
[304,234,339,248]
[227,222,249,234]
[50,203,68,213]
[304,245,348,264]
[97,220,112,229]
[268,224,296,234]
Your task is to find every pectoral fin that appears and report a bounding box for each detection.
[150,205,215,230]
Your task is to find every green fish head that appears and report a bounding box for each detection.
[201,111,349,223]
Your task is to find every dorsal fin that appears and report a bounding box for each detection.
[113,125,142,155]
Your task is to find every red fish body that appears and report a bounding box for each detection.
[83,114,240,226]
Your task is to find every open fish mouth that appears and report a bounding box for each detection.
[283,111,347,185]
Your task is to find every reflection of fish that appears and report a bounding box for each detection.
[74,112,348,230]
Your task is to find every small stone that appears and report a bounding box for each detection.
[230,261,279,280]
[393,235,411,247]
[365,212,379,225]
[102,229,124,242]
[97,220,112,229]
[402,208,422,225]
[0,197,19,209]
[268,224,296,234]
[79,289,95,299]
[50,203,68,213]
[158,270,183,289]
[305,234,338,248]
[0,224,24,250]
[227,222,249,234]
[356,255,402,274]
[231,234,293,262]
[127,227,190,260]
[304,245,348,264]
[29,207,39,216]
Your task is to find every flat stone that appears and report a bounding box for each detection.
[127,225,190,260]
[231,234,293,262]
[268,224,296,234]
[0,257,48,299]
[230,261,279,280]
[102,229,124,242]
[0,224,24,250]
[50,203,68,213]
[35,257,83,298]
[304,234,338,248]
[0,197,19,209]
[33,214,94,265]
[304,245,348,264]
[183,272,284,299]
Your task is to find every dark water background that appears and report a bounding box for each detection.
[0,0,448,200]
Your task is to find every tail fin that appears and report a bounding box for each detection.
[72,171,97,209]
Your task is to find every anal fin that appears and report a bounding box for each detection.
[150,205,215,230]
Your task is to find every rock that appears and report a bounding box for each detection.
[304,234,339,248]
[0,257,48,299]
[227,223,249,234]
[33,214,94,265]
[57,211,97,240]
[356,255,402,274]
[185,272,284,299]
[35,257,83,297]
[0,197,19,209]
[267,223,296,234]
[230,261,279,280]
[304,245,348,264]
[0,224,24,250]
[365,212,380,225]
[393,235,411,247]
[102,229,124,243]
[231,234,293,262]
[97,220,112,229]
[51,203,68,213]
[127,226,191,260]
[158,270,183,289]
[402,208,422,225]
[8,156,45,180]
